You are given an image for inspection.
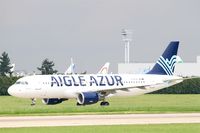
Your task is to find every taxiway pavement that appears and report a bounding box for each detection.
[1,113,200,128]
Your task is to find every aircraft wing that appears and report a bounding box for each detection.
[92,76,200,95]
[91,84,159,95]
[163,76,199,83]
[181,76,200,80]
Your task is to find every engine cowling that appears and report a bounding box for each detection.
[42,98,64,105]
[77,92,99,105]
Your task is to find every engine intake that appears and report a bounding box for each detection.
[42,98,66,105]
[77,92,99,105]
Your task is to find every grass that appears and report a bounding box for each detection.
[1,124,200,133]
[1,94,200,116]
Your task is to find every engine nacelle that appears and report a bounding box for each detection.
[77,92,99,105]
[42,98,65,105]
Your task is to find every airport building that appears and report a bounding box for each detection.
[118,56,200,76]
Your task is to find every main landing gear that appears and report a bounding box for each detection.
[100,101,109,106]
[99,92,109,106]
[76,101,110,106]
[76,102,83,106]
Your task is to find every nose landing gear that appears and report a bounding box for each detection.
[31,98,36,106]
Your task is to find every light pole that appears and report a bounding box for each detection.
[121,29,132,63]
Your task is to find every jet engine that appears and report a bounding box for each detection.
[77,92,100,105]
[42,98,67,105]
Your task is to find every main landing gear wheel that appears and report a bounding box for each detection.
[100,101,109,106]
[76,102,84,106]
[76,102,81,106]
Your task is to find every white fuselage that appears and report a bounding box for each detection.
[8,74,183,99]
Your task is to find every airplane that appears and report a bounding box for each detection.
[65,58,110,75]
[8,41,185,106]
[10,63,15,73]
[64,58,75,75]
[98,62,110,74]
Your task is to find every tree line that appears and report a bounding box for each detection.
[0,52,58,76]
[152,78,200,94]
[0,51,200,95]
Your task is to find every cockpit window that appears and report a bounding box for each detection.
[15,81,28,85]
[15,81,21,84]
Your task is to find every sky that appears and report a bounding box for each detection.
[0,0,200,73]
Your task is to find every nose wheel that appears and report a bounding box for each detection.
[31,98,36,106]
[100,101,109,106]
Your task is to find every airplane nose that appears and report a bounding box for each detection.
[8,86,15,96]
